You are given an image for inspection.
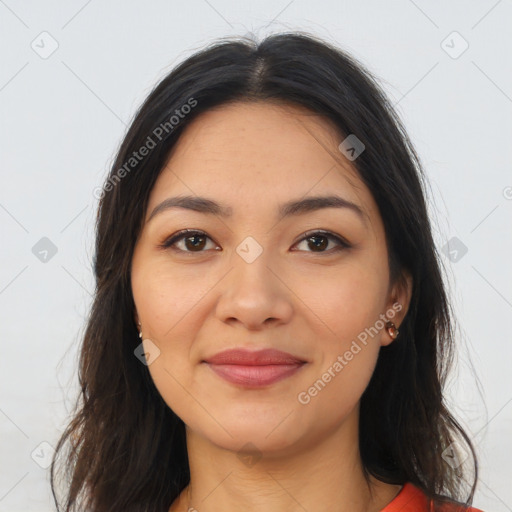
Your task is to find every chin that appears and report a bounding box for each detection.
[188,413,305,455]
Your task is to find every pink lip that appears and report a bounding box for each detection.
[203,348,307,387]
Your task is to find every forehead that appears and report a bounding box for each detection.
[146,101,379,232]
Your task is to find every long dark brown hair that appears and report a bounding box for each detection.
[50,31,479,511]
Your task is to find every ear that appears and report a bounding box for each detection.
[381,270,413,347]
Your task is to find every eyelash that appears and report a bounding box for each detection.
[157,229,351,255]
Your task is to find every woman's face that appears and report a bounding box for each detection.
[131,101,411,454]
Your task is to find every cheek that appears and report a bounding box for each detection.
[297,281,383,417]
[131,257,216,408]
[292,260,386,344]
[292,262,385,399]
[132,260,213,342]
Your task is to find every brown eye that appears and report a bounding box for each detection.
[159,230,218,253]
[293,231,350,253]
[182,233,207,251]
[305,235,328,251]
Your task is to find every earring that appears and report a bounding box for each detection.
[137,321,142,339]
[385,321,399,340]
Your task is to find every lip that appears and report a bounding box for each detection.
[204,348,306,366]
[203,348,307,388]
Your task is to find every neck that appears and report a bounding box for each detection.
[169,408,401,512]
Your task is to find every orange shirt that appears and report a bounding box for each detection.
[381,482,484,512]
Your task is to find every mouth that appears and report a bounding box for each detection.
[202,348,307,388]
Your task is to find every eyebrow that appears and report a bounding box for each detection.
[147,194,368,225]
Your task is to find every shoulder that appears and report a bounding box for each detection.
[380,482,485,512]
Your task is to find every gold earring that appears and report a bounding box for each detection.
[138,321,142,339]
[385,321,399,340]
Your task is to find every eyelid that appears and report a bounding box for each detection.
[158,228,351,253]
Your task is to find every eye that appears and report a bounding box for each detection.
[158,229,350,254]
[292,230,351,254]
[158,229,219,253]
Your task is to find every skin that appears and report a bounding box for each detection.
[131,101,413,512]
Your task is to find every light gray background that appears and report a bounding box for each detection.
[1,1,511,511]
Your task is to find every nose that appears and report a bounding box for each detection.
[214,250,294,331]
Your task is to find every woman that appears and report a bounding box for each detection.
[51,32,484,511]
